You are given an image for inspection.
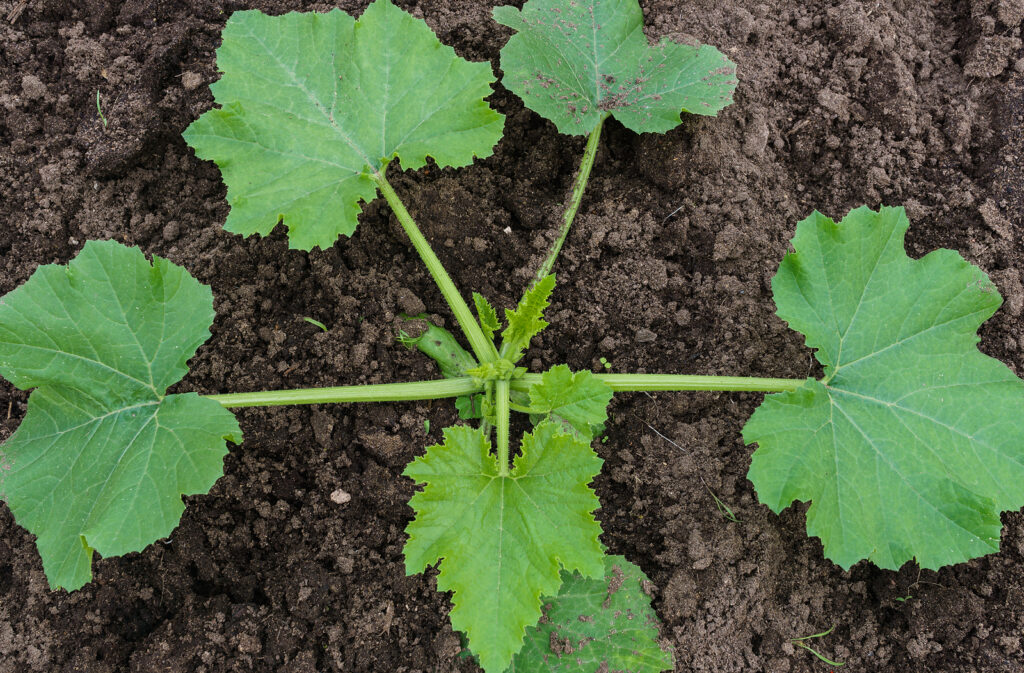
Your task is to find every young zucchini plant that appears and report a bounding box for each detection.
[1,1,1022,671]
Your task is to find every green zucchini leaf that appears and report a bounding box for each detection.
[743,206,1024,570]
[509,555,673,673]
[473,292,502,343]
[184,0,505,250]
[404,421,605,672]
[0,240,241,590]
[500,274,556,363]
[495,0,737,135]
[529,364,613,441]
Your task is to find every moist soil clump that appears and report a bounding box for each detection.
[2,0,1024,671]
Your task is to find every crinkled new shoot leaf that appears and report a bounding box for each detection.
[0,240,241,590]
[495,0,737,135]
[404,421,605,672]
[473,292,502,342]
[508,555,673,673]
[184,0,505,250]
[500,274,556,363]
[743,206,1024,570]
[455,393,485,420]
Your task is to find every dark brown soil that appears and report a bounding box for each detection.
[2,0,1023,671]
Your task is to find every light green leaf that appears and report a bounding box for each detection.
[0,240,241,590]
[404,422,605,672]
[500,274,556,363]
[184,0,505,250]
[494,0,737,135]
[743,206,1024,570]
[473,292,501,343]
[529,364,613,441]
[508,555,673,673]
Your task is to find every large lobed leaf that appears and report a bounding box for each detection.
[0,240,240,590]
[404,422,605,672]
[184,0,505,250]
[495,0,737,135]
[509,555,673,673]
[743,206,1024,570]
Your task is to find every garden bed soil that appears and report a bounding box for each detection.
[2,0,1024,671]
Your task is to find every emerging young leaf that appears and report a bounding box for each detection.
[454,394,485,420]
[404,422,605,672]
[494,0,737,135]
[0,240,241,590]
[743,206,1024,570]
[473,292,501,343]
[529,365,613,441]
[508,555,673,673]
[500,274,556,363]
[184,0,505,250]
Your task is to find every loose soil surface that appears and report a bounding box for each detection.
[2,0,1024,671]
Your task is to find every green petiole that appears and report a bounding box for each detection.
[206,377,482,408]
[495,379,511,476]
[517,373,804,393]
[531,112,609,286]
[204,374,804,409]
[373,170,500,364]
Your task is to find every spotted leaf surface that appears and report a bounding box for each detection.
[495,0,736,135]
[508,555,672,673]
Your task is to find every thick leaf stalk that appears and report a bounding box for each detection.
[374,173,499,363]
[532,112,608,285]
[207,377,481,408]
